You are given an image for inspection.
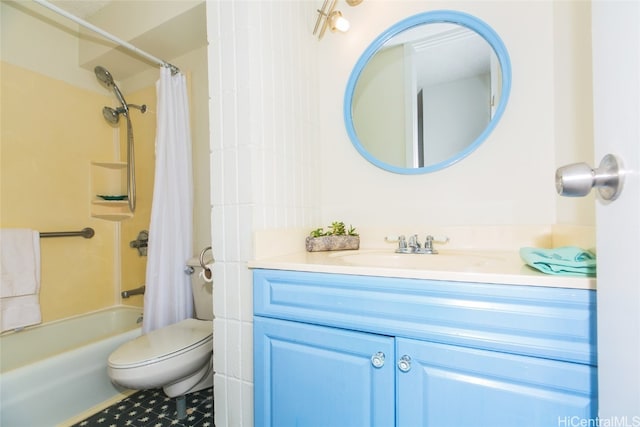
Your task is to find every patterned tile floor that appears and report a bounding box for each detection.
[71,388,213,427]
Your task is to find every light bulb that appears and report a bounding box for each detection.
[329,11,350,33]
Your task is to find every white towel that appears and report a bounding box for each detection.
[0,229,42,331]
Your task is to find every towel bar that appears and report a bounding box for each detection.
[40,227,95,239]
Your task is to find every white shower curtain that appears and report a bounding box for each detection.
[143,66,193,333]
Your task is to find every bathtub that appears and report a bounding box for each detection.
[0,306,143,427]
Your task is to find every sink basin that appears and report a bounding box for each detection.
[328,250,507,272]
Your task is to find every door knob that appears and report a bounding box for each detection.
[555,154,624,201]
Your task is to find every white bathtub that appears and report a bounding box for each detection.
[0,306,143,427]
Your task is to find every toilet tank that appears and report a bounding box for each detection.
[187,257,214,321]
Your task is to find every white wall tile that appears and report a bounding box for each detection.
[242,381,254,427]
[225,377,243,426]
[212,266,226,319]
[226,319,242,378]
[241,321,254,382]
[213,318,227,374]
[213,374,227,426]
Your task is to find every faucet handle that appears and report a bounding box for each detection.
[385,235,409,253]
[423,235,449,253]
[425,235,449,244]
[385,235,406,245]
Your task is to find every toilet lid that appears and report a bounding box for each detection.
[109,318,212,368]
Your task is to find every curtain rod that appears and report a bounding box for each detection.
[31,0,180,75]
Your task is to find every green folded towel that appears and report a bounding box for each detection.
[519,246,596,277]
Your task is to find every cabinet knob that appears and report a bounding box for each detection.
[398,355,412,372]
[371,352,386,368]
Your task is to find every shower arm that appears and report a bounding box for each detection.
[112,104,147,115]
[128,104,147,113]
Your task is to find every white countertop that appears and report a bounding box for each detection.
[248,249,596,290]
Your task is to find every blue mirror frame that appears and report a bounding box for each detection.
[344,10,512,174]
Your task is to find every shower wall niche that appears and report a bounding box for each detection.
[90,161,132,220]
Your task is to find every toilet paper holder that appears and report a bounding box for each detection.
[184,246,214,280]
[199,246,213,281]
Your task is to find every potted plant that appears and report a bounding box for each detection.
[305,221,360,252]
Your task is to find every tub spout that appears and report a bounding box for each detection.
[121,285,145,298]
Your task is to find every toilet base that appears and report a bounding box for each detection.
[163,353,214,398]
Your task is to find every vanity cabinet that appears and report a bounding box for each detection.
[254,317,395,426]
[253,269,597,427]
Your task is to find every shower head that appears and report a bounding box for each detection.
[102,106,121,125]
[94,66,114,87]
[101,104,146,125]
[94,65,129,112]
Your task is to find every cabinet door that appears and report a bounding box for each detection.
[397,338,597,427]
[254,317,395,427]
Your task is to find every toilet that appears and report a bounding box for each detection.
[108,257,213,398]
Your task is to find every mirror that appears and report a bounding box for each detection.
[344,11,512,174]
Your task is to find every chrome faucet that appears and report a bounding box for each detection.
[408,234,421,252]
[387,235,413,254]
[388,234,449,254]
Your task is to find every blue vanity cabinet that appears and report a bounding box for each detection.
[397,338,596,426]
[254,316,395,427]
[253,269,597,427]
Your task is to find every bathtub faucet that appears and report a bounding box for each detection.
[121,285,145,298]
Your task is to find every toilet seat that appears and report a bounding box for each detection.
[109,318,212,368]
[108,318,213,390]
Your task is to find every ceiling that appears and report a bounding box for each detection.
[47,0,207,80]
[51,0,112,19]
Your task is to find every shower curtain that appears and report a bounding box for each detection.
[143,66,193,333]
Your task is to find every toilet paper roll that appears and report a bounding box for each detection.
[199,264,214,283]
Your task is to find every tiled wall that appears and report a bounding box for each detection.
[207,1,321,425]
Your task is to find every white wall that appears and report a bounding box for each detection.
[553,0,595,225]
[207,1,594,425]
[317,0,593,229]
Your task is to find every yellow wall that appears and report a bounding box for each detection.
[1,61,116,321]
[1,61,156,320]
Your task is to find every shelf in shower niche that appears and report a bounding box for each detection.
[91,161,127,169]
[92,213,133,221]
[92,199,129,206]
[90,160,131,221]
[97,194,128,201]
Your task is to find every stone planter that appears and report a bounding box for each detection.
[305,235,360,252]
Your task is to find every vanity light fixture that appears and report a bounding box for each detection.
[313,0,360,39]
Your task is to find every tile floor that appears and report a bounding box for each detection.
[71,388,213,427]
